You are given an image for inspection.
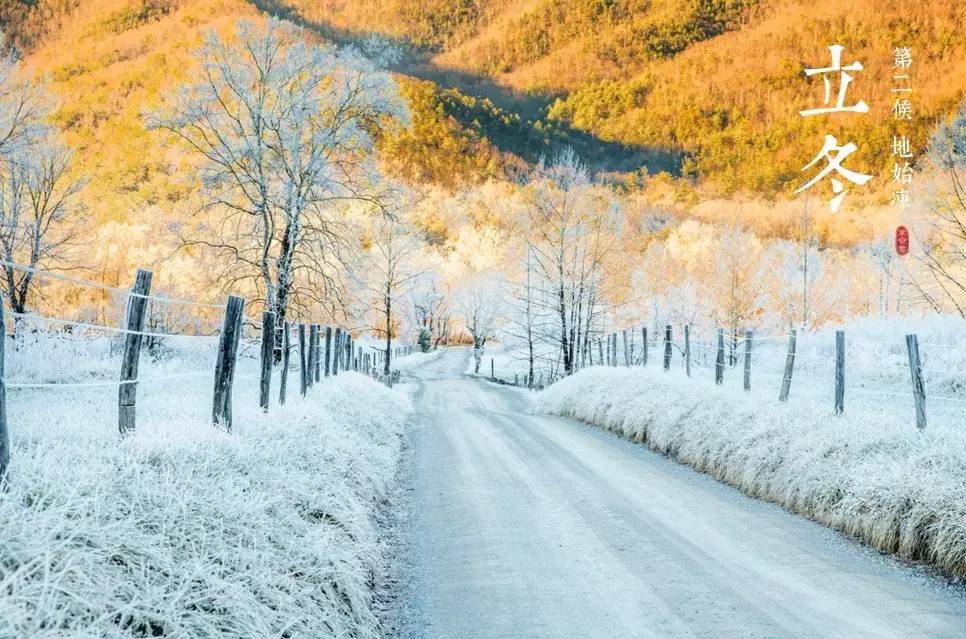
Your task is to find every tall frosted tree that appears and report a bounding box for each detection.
[0,32,85,323]
[148,19,408,330]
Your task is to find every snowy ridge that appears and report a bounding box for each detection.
[0,348,410,637]
[538,366,966,578]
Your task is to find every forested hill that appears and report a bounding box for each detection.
[3,0,966,198]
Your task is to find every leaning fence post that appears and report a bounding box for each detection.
[743,329,753,392]
[259,311,275,411]
[324,326,332,377]
[683,325,691,377]
[119,268,153,435]
[715,328,725,385]
[906,334,926,429]
[213,295,244,430]
[663,324,672,371]
[298,324,308,396]
[279,321,290,405]
[835,330,845,415]
[0,295,9,481]
[779,329,797,403]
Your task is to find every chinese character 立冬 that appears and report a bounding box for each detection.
[800,45,870,117]
[796,134,873,212]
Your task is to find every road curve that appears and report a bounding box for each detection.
[396,348,966,638]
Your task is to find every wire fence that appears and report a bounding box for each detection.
[0,261,417,478]
[582,323,964,429]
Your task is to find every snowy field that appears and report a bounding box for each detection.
[0,331,413,637]
[539,343,966,577]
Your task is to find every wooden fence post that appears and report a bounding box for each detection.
[324,326,332,377]
[743,329,753,392]
[213,295,245,430]
[714,328,725,385]
[597,338,604,366]
[332,328,341,376]
[0,295,9,480]
[307,325,318,389]
[663,324,672,371]
[835,330,845,415]
[491,357,495,381]
[259,310,275,411]
[683,325,691,377]
[119,268,153,435]
[279,322,290,405]
[641,327,648,366]
[298,324,308,397]
[779,329,797,403]
[622,329,630,366]
[906,334,926,429]
[314,325,322,382]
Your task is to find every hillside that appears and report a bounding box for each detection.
[274,0,966,197]
[4,0,966,242]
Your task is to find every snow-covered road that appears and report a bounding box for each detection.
[398,349,966,638]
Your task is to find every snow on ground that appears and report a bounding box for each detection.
[393,348,444,372]
[0,332,411,638]
[538,361,966,578]
[399,348,966,638]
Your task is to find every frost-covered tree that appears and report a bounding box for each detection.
[912,100,966,315]
[0,34,85,321]
[147,19,408,331]
[0,138,86,317]
[519,149,617,377]
[459,275,501,374]
[0,32,46,165]
[409,271,450,349]
[358,214,425,375]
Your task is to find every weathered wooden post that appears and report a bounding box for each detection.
[743,329,753,392]
[324,326,332,377]
[213,295,245,430]
[835,330,845,415]
[683,325,691,377]
[119,269,153,435]
[663,324,672,371]
[514,373,519,386]
[779,329,797,403]
[298,324,308,397]
[307,325,318,389]
[641,327,648,367]
[279,322,290,405]
[714,328,725,385]
[622,329,630,366]
[491,357,495,381]
[314,325,322,382]
[0,295,9,480]
[906,334,926,429]
[259,311,275,411]
[332,328,341,376]
[597,338,604,366]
